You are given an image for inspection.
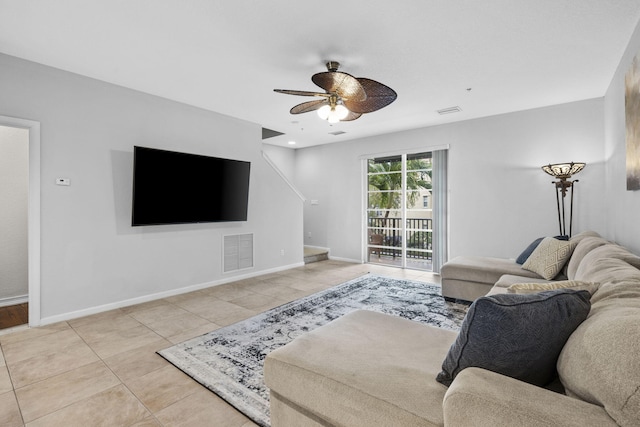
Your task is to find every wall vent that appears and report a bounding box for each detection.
[437,106,462,115]
[223,233,254,273]
[262,127,285,140]
[329,130,346,136]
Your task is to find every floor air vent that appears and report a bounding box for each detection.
[224,233,254,272]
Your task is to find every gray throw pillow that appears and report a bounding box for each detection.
[515,237,544,264]
[436,289,591,387]
[516,235,569,264]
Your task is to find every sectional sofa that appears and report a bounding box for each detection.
[264,231,640,426]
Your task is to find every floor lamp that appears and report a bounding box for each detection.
[541,162,585,237]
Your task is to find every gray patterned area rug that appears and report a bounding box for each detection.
[158,273,468,427]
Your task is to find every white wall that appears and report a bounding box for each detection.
[0,125,29,302]
[604,18,640,255]
[0,53,303,323]
[296,99,606,262]
[262,144,296,183]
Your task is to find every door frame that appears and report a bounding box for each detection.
[0,115,41,327]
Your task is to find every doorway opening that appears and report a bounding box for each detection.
[0,116,41,329]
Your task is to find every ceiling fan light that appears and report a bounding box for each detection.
[317,105,331,120]
[327,112,340,124]
[335,104,349,120]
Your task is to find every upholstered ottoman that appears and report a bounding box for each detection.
[264,310,458,427]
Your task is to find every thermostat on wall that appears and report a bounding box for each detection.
[56,178,70,186]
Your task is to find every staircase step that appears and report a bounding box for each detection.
[304,247,329,264]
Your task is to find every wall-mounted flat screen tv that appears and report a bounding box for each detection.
[132,146,250,226]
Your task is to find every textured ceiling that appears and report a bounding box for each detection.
[1,0,640,148]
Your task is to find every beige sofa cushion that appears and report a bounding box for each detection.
[441,256,541,285]
[558,243,640,426]
[507,280,599,295]
[557,304,640,426]
[566,236,610,280]
[574,244,640,285]
[522,237,576,280]
[264,310,457,427]
[444,367,618,427]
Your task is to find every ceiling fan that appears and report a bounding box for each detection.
[274,61,397,123]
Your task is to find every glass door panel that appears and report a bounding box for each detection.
[366,152,433,270]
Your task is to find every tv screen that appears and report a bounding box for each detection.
[132,146,250,226]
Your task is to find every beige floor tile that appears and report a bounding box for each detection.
[26,384,149,427]
[287,279,333,293]
[78,324,162,359]
[0,391,22,427]
[229,293,285,311]
[169,293,223,314]
[121,298,173,314]
[0,321,70,347]
[127,301,195,324]
[258,285,309,302]
[205,283,259,301]
[67,308,131,329]
[155,387,251,427]
[5,330,99,389]
[127,365,202,413]
[16,361,120,423]
[0,366,13,394]
[0,348,5,367]
[238,281,278,294]
[163,289,212,305]
[165,322,220,345]
[213,310,258,327]
[103,339,172,383]
[174,296,256,325]
[133,309,211,338]
[69,310,143,338]
[2,328,81,365]
[130,416,163,426]
[259,275,301,287]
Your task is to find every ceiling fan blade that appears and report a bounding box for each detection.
[274,89,329,98]
[341,110,362,121]
[312,71,366,101]
[290,99,328,114]
[343,78,398,114]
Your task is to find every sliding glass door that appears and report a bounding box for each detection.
[366,150,447,271]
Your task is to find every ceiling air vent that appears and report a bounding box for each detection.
[437,106,462,115]
[329,130,346,136]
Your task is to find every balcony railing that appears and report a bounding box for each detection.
[368,217,432,260]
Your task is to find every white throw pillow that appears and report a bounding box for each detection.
[522,237,576,280]
[507,280,599,295]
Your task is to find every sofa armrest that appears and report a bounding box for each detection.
[443,367,617,427]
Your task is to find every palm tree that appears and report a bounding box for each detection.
[368,158,432,224]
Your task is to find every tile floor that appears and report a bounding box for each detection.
[0,260,440,426]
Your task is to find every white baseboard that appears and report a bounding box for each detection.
[0,295,28,308]
[39,262,305,326]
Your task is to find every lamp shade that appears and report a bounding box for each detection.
[541,162,585,179]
